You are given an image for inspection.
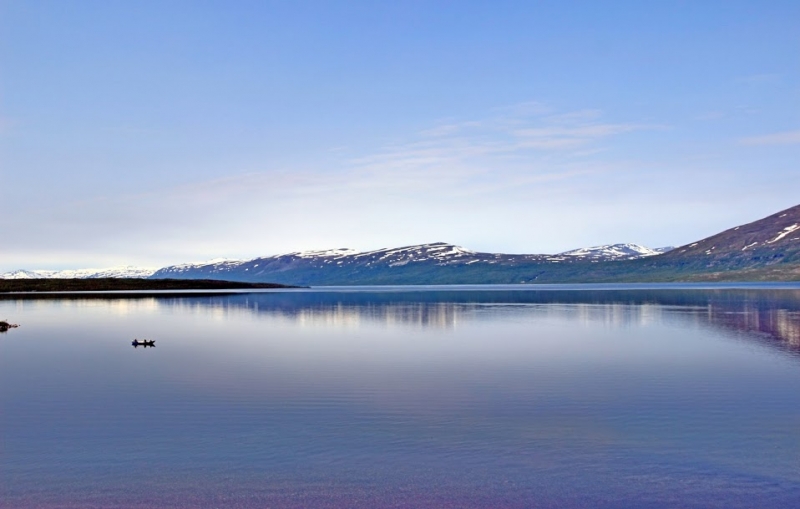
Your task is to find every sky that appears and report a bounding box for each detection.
[1,0,798,270]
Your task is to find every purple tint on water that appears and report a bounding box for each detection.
[2,287,800,508]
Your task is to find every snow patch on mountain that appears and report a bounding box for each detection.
[766,224,799,244]
[558,244,671,260]
[153,258,244,275]
[352,243,477,264]
[292,248,359,258]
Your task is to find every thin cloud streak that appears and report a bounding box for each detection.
[740,130,800,146]
[736,73,782,84]
[350,106,661,183]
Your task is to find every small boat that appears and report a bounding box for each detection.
[0,321,19,332]
[131,339,156,347]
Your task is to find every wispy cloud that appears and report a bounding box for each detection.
[338,103,663,199]
[512,123,648,147]
[737,73,781,84]
[740,129,800,146]
[490,101,552,117]
[543,109,603,124]
[695,111,724,121]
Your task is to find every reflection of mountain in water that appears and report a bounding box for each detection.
[677,304,800,351]
[158,289,800,354]
[8,288,800,353]
[253,301,469,330]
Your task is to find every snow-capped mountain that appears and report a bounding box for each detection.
[150,241,673,285]
[155,242,671,277]
[1,242,674,282]
[558,243,674,261]
[1,266,157,280]
[153,243,491,278]
[145,258,244,278]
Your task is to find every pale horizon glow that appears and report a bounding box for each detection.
[1,1,798,271]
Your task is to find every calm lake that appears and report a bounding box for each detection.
[2,284,800,508]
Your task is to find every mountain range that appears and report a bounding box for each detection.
[1,243,670,282]
[1,267,158,280]
[149,243,679,285]
[3,204,799,284]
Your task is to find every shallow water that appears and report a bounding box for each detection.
[2,285,800,508]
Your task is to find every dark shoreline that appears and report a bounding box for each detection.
[0,278,302,294]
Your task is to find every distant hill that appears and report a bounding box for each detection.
[1,267,157,279]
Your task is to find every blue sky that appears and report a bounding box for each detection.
[1,0,798,270]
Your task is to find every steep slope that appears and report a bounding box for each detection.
[656,204,800,270]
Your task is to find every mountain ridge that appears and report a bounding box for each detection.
[4,204,799,284]
[1,243,668,280]
[148,242,674,284]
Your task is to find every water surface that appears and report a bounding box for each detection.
[2,285,800,508]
